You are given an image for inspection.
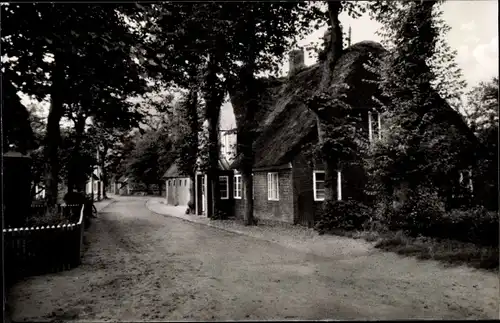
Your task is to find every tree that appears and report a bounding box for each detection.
[464,77,499,134]
[2,4,148,207]
[368,0,467,111]
[225,1,320,225]
[363,0,482,216]
[1,72,36,154]
[173,90,202,213]
[464,77,498,210]
[298,1,368,206]
[125,127,174,194]
[124,2,347,220]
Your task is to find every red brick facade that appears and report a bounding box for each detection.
[234,169,294,224]
[232,110,373,226]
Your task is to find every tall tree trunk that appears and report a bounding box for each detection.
[188,173,196,214]
[312,1,344,203]
[67,115,86,193]
[45,52,65,208]
[203,56,224,219]
[229,63,258,225]
[100,144,108,199]
[206,107,221,218]
[186,89,199,214]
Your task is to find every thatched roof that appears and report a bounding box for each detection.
[230,41,385,169]
[230,40,478,170]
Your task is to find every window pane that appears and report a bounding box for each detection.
[316,181,325,191]
[219,176,228,198]
[234,175,241,198]
[316,189,325,200]
[315,172,325,182]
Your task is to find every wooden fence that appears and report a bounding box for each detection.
[3,204,86,282]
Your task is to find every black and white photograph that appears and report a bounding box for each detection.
[2,0,498,321]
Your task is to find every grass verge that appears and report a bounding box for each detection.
[328,229,499,271]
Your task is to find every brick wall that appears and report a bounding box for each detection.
[254,169,294,223]
[234,169,294,224]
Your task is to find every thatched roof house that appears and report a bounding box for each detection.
[224,40,479,226]
[230,41,385,169]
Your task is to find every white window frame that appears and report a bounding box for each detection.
[219,175,229,199]
[267,172,279,201]
[313,171,325,201]
[234,175,242,199]
[337,170,342,201]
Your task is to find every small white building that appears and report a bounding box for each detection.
[163,163,192,206]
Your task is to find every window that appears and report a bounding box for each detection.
[219,176,229,199]
[168,180,171,187]
[184,179,187,186]
[173,180,176,187]
[234,175,242,199]
[337,170,342,201]
[313,171,325,201]
[267,172,279,200]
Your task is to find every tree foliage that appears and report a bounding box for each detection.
[464,77,499,211]
[2,3,149,205]
[364,0,481,217]
[124,127,174,192]
[368,0,467,111]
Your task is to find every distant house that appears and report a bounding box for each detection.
[192,97,237,217]
[116,176,130,195]
[223,41,478,227]
[163,162,191,206]
[85,164,104,200]
[226,43,387,226]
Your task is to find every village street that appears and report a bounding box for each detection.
[8,196,499,321]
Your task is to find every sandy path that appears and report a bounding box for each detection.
[8,196,499,321]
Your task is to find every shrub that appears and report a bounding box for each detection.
[315,199,370,233]
[25,209,70,227]
[379,186,446,237]
[374,187,498,247]
[444,206,498,246]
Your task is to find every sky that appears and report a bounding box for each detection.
[19,1,498,128]
[288,0,499,87]
[220,0,499,129]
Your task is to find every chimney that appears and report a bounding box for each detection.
[288,48,305,76]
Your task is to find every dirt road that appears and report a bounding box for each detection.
[8,196,499,321]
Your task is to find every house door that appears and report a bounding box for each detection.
[201,176,206,214]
